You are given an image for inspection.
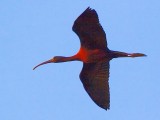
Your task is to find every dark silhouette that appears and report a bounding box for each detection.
[33,7,146,110]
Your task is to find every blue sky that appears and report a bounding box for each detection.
[0,0,160,120]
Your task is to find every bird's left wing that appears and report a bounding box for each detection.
[72,7,108,50]
[79,60,110,110]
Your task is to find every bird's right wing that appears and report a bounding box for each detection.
[79,60,110,110]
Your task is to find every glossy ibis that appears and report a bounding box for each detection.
[33,7,146,110]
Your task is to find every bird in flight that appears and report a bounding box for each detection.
[33,7,146,110]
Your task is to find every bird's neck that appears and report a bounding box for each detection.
[55,55,80,63]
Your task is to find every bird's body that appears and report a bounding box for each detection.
[33,7,146,110]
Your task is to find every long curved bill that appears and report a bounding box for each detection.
[33,59,53,70]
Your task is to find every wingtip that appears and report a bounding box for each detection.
[102,106,110,111]
[98,103,110,111]
[86,6,94,11]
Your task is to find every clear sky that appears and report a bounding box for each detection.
[0,0,160,120]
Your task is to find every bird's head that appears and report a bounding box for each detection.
[33,56,63,70]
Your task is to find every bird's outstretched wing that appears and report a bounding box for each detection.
[79,60,110,110]
[72,7,108,50]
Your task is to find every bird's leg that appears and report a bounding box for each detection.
[127,53,147,57]
[110,50,146,58]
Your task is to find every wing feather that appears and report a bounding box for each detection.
[79,60,110,110]
[72,7,108,50]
